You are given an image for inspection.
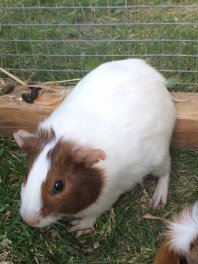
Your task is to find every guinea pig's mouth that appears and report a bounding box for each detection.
[26,215,60,228]
[35,216,59,227]
[20,208,59,227]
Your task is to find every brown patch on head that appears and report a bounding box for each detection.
[40,140,105,218]
[22,128,55,185]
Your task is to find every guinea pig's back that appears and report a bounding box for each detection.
[43,59,174,131]
[40,59,175,168]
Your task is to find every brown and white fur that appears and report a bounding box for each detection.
[13,59,176,236]
[155,202,198,264]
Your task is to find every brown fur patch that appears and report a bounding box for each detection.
[155,238,179,264]
[186,235,198,263]
[40,139,105,217]
[22,128,55,185]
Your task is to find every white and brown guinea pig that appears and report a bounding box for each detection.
[13,59,176,236]
[155,201,198,264]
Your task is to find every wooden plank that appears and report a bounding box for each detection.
[0,85,73,137]
[171,92,198,150]
[0,87,197,151]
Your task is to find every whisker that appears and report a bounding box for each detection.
[53,221,65,227]
[50,213,73,219]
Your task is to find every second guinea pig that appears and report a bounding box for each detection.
[155,201,198,264]
[14,59,176,236]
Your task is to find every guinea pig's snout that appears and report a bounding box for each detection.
[21,210,41,226]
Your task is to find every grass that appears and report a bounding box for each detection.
[1,0,198,263]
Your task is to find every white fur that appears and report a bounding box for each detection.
[168,201,198,254]
[20,141,55,224]
[21,59,176,228]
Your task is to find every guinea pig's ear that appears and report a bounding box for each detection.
[13,130,34,149]
[72,146,106,167]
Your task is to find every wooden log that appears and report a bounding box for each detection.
[0,87,197,151]
[0,85,73,137]
[171,92,198,150]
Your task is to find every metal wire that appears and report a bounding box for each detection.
[0,2,198,88]
[3,0,24,79]
[1,5,198,9]
[3,54,198,58]
[143,0,147,57]
[1,39,198,43]
[161,0,164,70]
[54,0,69,79]
[20,0,40,81]
[178,0,182,90]
[1,22,198,26]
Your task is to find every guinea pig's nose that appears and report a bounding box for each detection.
[22,211,40,226]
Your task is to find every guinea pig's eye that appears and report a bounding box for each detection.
[54,181,64,194]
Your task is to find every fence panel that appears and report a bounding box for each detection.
[0,0,198,90]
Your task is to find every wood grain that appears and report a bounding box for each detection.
[0,88,197,151]
[171,92,198,150]
[0,86,72,137]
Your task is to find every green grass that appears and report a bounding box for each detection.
[1,1,198,263]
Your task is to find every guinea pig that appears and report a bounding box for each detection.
[13,59,176,236]
[155,201,198,264]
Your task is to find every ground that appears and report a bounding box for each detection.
[0,0,198,263]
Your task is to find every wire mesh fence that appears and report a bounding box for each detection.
[0,0,198,90]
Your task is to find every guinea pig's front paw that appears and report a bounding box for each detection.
[69,217,95,237]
